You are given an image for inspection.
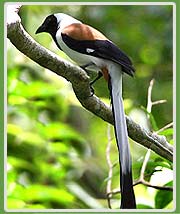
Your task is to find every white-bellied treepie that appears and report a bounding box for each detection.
[36,13,136,209]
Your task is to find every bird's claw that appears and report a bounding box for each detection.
[89,85,95,97]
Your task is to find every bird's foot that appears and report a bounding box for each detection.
[89,85,95,97]
[80,62,94,71]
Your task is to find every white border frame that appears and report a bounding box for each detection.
[4,2,176,213]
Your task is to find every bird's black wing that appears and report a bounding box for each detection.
[61,33,135,76]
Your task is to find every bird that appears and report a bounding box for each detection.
[36,13,136,209]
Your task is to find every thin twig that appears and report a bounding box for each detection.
[106,123,113,209]
[134,79,173,192]
[139,149,151,181]
[147,79,154,113]
[157,122,173,134]
[152,100,167,105]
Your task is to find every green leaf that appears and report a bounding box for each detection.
[137,204,153,209]
[23,185,75,205]
[147,159,172,170]
[141,106,159,131]
[7,198,26,209]
[158,128,173,137]
[155,181,173,208]
[7,124,23,136]
[38,123,86,153]
[25,204,46,209]
[8,95,27,105]
[8,156,35,173]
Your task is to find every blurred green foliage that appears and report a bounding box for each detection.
[7,5,173,209]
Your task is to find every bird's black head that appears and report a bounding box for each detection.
[36,14,58,37]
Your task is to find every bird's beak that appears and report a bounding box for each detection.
[35,24,46,34]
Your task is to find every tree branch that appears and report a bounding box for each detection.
[6,5,173,162]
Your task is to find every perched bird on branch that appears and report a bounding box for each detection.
[36,13,136,209]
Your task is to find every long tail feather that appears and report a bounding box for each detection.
[108,65,136,209]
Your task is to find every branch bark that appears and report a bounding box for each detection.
[6,5,173,162]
